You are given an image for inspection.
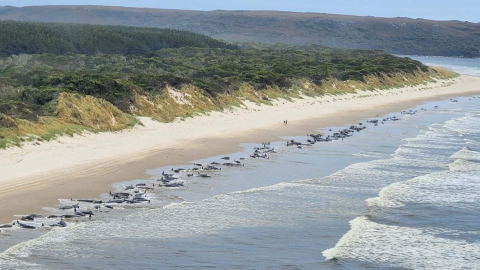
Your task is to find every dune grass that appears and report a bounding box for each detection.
[0,93,139,149]
[0,67,458,149]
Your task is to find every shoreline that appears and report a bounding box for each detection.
[1,75,480,224]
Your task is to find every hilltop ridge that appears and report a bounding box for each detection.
[0,20,235,56]
[0,5,479,57]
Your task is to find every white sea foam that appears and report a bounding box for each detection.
[298,159,406,190]
[323,216,480,270]
[301,139,447,191]
[448,159,480,172]
[366,196,404,208]
[2,94,479,269]
[368,170,480,210]
[0,258,44,270]
[0,181,362,267]
[351,151,391,158]
[445,112,480,135]
[368,137,480,214]
[329,107,480,268]
[451,147,480,162]
[0,223,88,270]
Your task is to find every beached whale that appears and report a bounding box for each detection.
[286,140,302,146]
[250,152,270,159]
[164,182,185,187]
[107,199,126,204]
[223,162,244,167]
[204,165,221,171]
[125,200,143,204]
[160,174,180,180]
[50,220,67,227]
[21,214,42,221]
[73,209,94,218]
[131,198,149,203]
[73,210,86,217]
[80,210,94,216]
[134,193,147,198]
[0,223,14,228]
[59,203,79,210]
[77,199,103,204]
[17,220,42,229]
[137,186,153,190]
[62,214,80,218]
[110,192,131,198]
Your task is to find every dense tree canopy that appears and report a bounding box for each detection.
[0,21,236,56]
[1,6,479,57]
[0,46,429,120]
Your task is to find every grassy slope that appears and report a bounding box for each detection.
[0,6,479,57]
[0,66,456,149]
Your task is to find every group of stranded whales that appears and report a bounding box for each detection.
[1,98,471,233]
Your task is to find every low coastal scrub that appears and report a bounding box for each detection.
[0,47,457,149]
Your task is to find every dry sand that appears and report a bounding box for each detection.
[1,75,480,223]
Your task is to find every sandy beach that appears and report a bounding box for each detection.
[1,74,480,224]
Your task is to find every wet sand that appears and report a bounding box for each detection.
[1,75,480,224]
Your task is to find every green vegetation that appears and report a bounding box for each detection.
[0,45,457,148]
[0,19,458,148]
[0,6,479,57]
[0,21,236,56]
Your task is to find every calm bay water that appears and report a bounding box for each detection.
[0,57,479,269]
[406,56,480,77]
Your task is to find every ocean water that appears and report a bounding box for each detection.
[0,58,480,269]
[406,56,480,77]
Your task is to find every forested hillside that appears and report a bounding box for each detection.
[0,20,236,56]
[0,16,458,148]
[0,5,479,57]
[0,46,455,148]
